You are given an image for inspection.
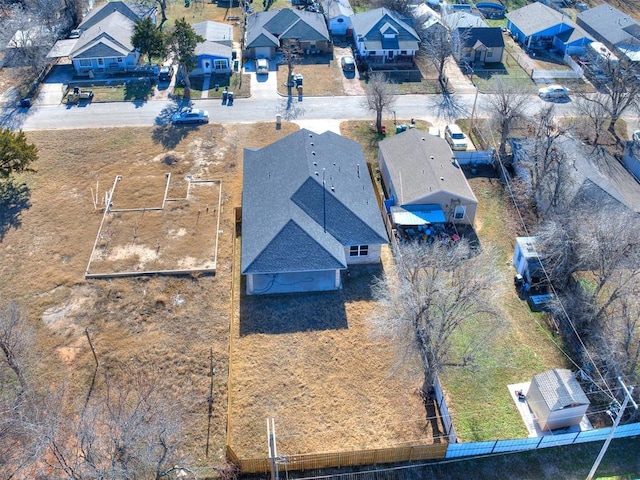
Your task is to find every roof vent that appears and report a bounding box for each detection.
[422,137,426,141]
[430,155,435,160]
[313,161,317,166]
[440,176,445,181]
[315,171,319,176]
[310,142,314,146]
[331,186,335,191]
[309,133,313,138]
[312,151,316,156]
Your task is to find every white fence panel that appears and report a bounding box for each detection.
[493,437,539,453]
[446,441,495,458]
[531,69,582,80]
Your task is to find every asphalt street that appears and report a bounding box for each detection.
[2,91,583,133]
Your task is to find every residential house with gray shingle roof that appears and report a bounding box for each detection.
[377,129,478,226]
[321,0,354,36]
[244,9,331,60]
[577,3,640,63]
[350,7,420,68]
[241,129,388,295]
[68,1,156,75]
[506,2,592,55]
[192,21,233,75]
[445,12,504,65]
[526,369,590,431]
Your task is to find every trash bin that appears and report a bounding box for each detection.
[227,92,234,105]
[214,84,219,91]
[222,91,228,102]
[20,98,31,108]
[276,113,282,126]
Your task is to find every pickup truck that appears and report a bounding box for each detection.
[67,88,94,104]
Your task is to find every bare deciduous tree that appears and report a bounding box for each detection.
[577,57,640,133]
[42,372,191,480]
[280,40,302,99]
[363,72,397,134]
[485,78,530,160]
[573,94,612,146]
[516,106,574,217]
[372,240,502,398]
[0,301,32,398]
[418,21,452,90]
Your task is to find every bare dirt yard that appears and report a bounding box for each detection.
[0,122,297,471]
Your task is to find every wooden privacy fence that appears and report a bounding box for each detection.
[227,443,448,474]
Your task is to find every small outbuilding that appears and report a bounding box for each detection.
[527,369,590,431]
[513,236,544,287]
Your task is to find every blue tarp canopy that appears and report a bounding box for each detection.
[390,205,446,225]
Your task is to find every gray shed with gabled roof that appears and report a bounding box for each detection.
[527,369,590,431]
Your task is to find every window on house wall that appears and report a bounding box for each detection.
[214,59,227,70]
[117,57,123,63]
[79,59,91,67]
[400,50,407,55]
[453,205,466,220]
[350,245,369,257]
[337,18,344,23]
[369,50,376,55]
[97,58,104,65]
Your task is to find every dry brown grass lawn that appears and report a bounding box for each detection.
[0,122,297,469]
[229,247,434,458]
[276,55,345,96]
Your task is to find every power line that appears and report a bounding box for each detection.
[489,131,617,403]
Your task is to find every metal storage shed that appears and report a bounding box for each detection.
[527,369,590,431]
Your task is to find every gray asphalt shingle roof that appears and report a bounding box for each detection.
[245,9,329,49]
[460,27,505,49]
[532,369,589,411]
[80,1,153,30]
[506,2,579,37]
[378,129,478,206]
[321,0,354,19]
[242,129,388,275]
[193,21,233,57]
[71,11,134,58]
[351,7,420,51]
[577,3,640,46]
[511,135,640,214]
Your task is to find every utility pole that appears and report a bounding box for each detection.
[267,418,279,480]
[586,377,637,480]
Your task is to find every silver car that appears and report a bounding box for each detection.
[538,84,570,100]
[171,108,209,125]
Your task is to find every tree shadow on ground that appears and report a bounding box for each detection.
[0,180,31,241]
[151,97,196,149]
[426,92,470,123]
[124,78,152,108]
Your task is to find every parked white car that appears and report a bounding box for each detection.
[444,124,468,151]
[538,84,570,100]
[256,58,269,75]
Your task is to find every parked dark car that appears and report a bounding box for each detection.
[159,66,173,82]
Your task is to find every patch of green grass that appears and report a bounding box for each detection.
[441,177,568,442]
[174,73,250,99]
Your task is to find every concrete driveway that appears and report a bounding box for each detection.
[246,58,278,100]
[36,64,75,106]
